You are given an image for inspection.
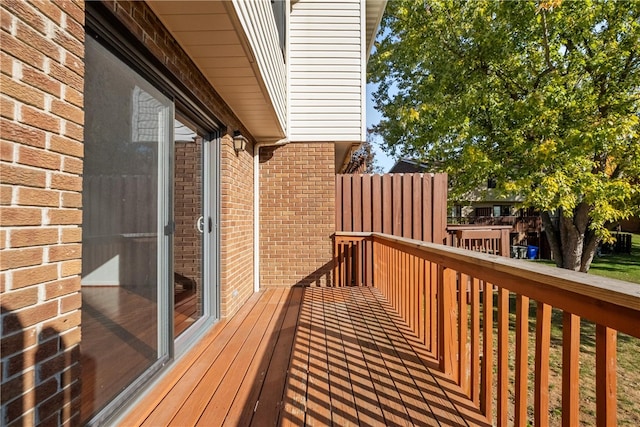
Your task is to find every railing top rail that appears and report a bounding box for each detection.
[446,225,514,231]
[333,231,373,238]
[336,231,640,315]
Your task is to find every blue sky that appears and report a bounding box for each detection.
[366,83,395,172]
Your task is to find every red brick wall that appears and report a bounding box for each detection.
[174,139,202,295]
[1,1,85,425]
[259,143,336,287]
[220,135,255,316]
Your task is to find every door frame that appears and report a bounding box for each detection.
[173,130,221,353]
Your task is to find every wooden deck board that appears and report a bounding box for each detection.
[169,288,284,426]
[323,288,360,427]
[196,288,289,426]
[124,286,487,427]
[234,286,302,426]
[330,289,386,426]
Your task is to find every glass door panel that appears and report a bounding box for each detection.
[80,37,171,423]
[173,118,204,338]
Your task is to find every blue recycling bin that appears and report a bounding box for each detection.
[527,245,539,259]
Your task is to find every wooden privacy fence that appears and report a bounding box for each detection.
[334,173,448,286]
[334,231,640,426]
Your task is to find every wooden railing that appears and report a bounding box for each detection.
[333,232,640,426]
[447,225,512,257]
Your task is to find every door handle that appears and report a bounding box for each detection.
[196,216,204,233]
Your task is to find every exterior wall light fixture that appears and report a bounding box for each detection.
[233,131,248,153]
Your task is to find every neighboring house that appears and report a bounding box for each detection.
[451,178,523,223]
[0,0,386,425]
[388,157,428,173]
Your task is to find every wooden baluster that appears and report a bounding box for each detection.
[372,240,378,289]
[439,266,458,381]
[497,287,509,427]
[355,239,361,286]
[419,257,426,346]
[471,277,481,407]
[337,242,343,287]
[596,325,617,427]
[414,255,420,339]
[346,242,352,286]
[562,312,580,427]
[515,294,530,427]
[430,260,438,353]
[409,253,414,330]
[480,280,494,418]
[390,245,395,308]
[402,251,408,323]
[333,236,340,286]
[459,273,469,396]
[535,302,552,427]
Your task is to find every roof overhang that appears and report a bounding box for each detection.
[365,0,387,60]
[146,1,285,140]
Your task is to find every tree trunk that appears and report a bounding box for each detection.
[541,203,599,272]
[541,211,563,268]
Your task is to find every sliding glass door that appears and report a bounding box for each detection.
[81,35,220,424]
[81,36,171,423]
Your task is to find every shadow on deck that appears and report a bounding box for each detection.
[122,287,489,426]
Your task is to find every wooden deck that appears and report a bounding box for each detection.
[123,286,487,426]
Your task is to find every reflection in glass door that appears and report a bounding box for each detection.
[80,36,171,423]
[173,119,204,338]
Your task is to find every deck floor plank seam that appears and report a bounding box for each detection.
[371,288,488,426]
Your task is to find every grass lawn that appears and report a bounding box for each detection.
[534,233,640,284]
[589,233,640,284]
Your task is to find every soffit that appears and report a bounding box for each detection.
[146,1,284,139]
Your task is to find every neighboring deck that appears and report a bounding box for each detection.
[122,286,486,426]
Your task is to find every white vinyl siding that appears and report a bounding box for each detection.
[289,0,365,142]
[232,0,287,134]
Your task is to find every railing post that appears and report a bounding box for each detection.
[500,228,509,257]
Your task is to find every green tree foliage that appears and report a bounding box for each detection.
[369,0,640,272]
